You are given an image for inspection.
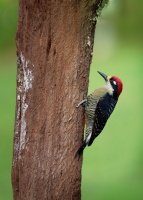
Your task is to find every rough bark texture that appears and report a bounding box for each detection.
[12,0,105,199]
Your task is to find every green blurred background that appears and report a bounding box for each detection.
[0,0,142,199]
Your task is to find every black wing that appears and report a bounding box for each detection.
[88,93,117,146]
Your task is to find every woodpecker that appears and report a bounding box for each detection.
[76,71,123,159]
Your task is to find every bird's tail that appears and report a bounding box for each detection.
[75,140,87,160]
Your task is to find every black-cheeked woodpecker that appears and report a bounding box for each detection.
[76,71,123,158]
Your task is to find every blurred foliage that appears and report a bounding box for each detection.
[0,0,143,199]
[0,0,18,51]
[0,67,16,200]
[117,0,143,41]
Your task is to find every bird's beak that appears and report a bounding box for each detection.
[97,71,108,82]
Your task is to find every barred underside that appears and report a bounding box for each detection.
[88,93,117,146]
[84,87,117,146]
[85,94,99,121]
[84,94,99,143]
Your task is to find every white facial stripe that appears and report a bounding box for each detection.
[113,81,116,85]
[106,81,114,95]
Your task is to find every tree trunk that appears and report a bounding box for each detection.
[12,0,107,199]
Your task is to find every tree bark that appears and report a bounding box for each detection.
[12,0,107,199]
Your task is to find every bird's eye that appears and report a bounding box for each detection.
[113,81,116,85]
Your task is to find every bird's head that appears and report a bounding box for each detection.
[97,71,123,98]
